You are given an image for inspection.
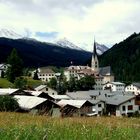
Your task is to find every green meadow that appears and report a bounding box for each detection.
[0,112,139,140]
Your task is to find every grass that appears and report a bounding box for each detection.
[25,77,43,88]
[0,112,140,140]
[0,77,42,88]
[0,78,13,88]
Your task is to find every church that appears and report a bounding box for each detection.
[64,39,114,90]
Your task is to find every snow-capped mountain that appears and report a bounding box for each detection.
[56,38,85,51]
[96,42,108,55]
[0,28,23,39]
[56,38,108,54]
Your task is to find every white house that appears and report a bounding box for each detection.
[32,67,60,82]
[103,82,125,92]
[125,83,140,95]
[35,85,58,95]
[89,99,105,116]
[103,94,137,116]
[0,64,8,77]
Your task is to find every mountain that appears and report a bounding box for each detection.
[56,38,85,51]
[95,42,108,55]
[0,37,92,67]
[0,28,23,39]
[100,32,140,82]
[56,38,108,54]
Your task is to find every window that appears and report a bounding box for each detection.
[98,104,102,107]
[122,106,126,111]
[46,88,48,91]
[128,105,133,110]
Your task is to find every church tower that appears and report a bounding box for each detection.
[91,38,99,72]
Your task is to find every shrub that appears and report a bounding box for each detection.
[0,96,19,111]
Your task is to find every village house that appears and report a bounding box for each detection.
[32,67,59,82]
[14,95,61,116]
[35,84,58,95]
[57,99,93,117]
[125,83,140,95]
[66,90,106,115]
[99,93,137,116]
[103,82,125,92]
[0,63,8,78]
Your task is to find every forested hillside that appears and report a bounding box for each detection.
[0,37,91,67]
[100,33,140,82]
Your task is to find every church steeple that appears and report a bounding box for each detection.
[91,37,99,72]
[93,38,97,58]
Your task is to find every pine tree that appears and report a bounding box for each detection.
[6,48,23,83]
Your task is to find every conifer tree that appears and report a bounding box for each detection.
[6,48,23,83]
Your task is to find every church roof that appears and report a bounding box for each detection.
[99,66,113,76]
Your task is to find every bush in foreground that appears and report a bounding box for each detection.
[0,96,19,111]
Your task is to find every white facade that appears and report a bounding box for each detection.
[102,75,114,84]
[125,84,140,95]
[116,98,138,116]
[92,101,105,115]
[32,67,58,82]
[94,77,104,90]
[38,73,56,82]
[35,85,58,95]
[103,82,125,92]
[0,64,8,77]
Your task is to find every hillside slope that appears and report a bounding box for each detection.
[0,37,92,67]
[100,33,140,82]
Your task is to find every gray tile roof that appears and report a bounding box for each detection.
[99,66,113,76]
[38,67,55,74]
[100,94,135,106]
[132,82,140,89]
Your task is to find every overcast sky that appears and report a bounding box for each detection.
[0,0,140,50]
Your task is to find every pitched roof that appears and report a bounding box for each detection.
[132,82,140,89]
[38,67,55,73]
[24,90,43,97]
[49,95,70,100]
[111,82,125,85]
[99,66,113,76]
[67,91,91,100]
[57,99,92,108]
[67,90,111,100]
[14,95,47,110]
[0,88,19,95]
[35,85,47,91]
[101,94,135,106]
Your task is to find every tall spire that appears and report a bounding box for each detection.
[91,36,99,72]
[93,37,97,58]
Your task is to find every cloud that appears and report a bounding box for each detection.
[0,0,140,50]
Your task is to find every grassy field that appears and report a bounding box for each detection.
[0,113,140,140]
[0,77,42,88]
[0,78,14,88]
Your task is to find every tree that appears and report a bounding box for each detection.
[33,70,39,80]
[47,77,57,90]
[14,77,27,89]
[67,76,78,92]
[78,75,95,90]
[0,96,19,111]
[6,48,23,83]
